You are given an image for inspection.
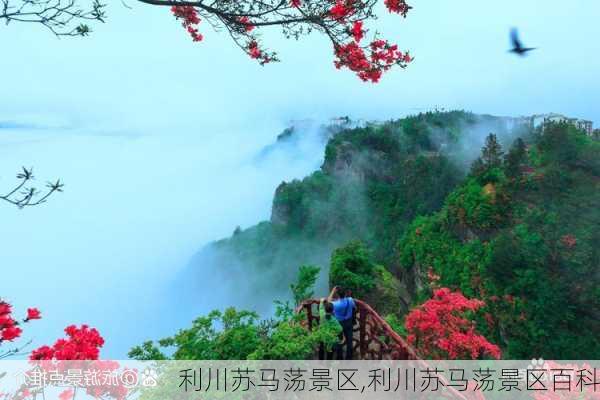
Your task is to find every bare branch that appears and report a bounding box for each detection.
[0,340,32,360]
[1,167,64,208]
[1,0,106,37]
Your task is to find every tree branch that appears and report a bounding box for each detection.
[1,167,63,208]
[1,0,106,37]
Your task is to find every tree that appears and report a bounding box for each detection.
[290,264,320,305]
[481,133,504,169]
[1,167,63,208]
[329,240,375,298]
[405,288,501,360]
[504,137,527,180]
[2,0,413,82]
[129,266,339,361]
[470,133,505,182]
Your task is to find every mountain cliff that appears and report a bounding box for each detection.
[187,111,529,302]
[177,110,598,359]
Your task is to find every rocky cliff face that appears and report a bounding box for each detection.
[189,111,531,313]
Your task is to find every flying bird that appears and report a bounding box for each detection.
[509,28,537,56]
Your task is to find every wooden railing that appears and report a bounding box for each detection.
[297,298,473,399]
[297,299,418,360]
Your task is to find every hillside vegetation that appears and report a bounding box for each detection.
[191,112,523,301]
[400,122,600,358]
[152,111,597,360]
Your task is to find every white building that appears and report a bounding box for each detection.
[530,113,594,136]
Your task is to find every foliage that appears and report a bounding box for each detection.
[445,177,510,231]
[201,112,484,297]
[133,115,596,361]
[369,264,403,316]
[248,317,320,360]
[290,265,321,305]
[481,133,504,169]
[131,264,339,361]
[405,288,501,359]
[329,240,376,298]
[127,341,168,361]
[399,122,600,358]
[384,313,406,336]
[150,308,263,360]
[504,137,527,180]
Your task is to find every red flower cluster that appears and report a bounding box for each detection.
[171,6,203,42]
[248,40,262,59]
[405,288,501,360]
[247,41,273,65]
[329,0,355,20]
[168,0,413,82]
[0,301,41,343]
[238,16,255,32]
[30,324,104,360]
[334,39,412,82]
[384,0,410,16]
[351,21,364,42]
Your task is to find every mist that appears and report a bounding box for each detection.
[0,119,328,358]
[433,115,531,172]
[2,0,599,360]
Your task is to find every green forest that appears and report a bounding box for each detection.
[131,111,599,360]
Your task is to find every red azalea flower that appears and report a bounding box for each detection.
[248,41,262,59]
[1,325,22,341]
[329,1,354,20]
[334,38,410,83]
[0,302,12,316]
[26,308,41,321]
[405,288,501,360]
[171,6,203,42]
[0,315,15,329]
[351,21,364,42]
[30,324,104,360]
[238,16,255,32]
[384,0,410,16]
[30,345,55,360]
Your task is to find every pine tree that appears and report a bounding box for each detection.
[504,138,527,179]
[481,133,504,168]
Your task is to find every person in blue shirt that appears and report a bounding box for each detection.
[327,286,356,360]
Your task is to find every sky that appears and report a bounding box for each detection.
[1,0,599,358]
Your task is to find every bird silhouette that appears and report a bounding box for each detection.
[509,28,537,56]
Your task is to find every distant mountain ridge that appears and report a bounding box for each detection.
[180,110,599,358]
[185,112,529,300]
